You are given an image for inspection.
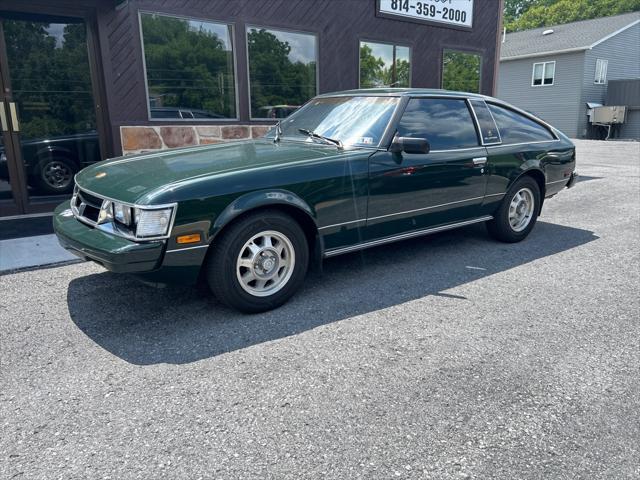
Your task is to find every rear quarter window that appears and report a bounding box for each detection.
[397,98,479,150]
[487,103,555,144]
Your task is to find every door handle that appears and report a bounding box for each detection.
[0,104,7,132]
[8,102,19,132]
[472,156,487,166]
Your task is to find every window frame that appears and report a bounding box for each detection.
[485,101,558,146]
[246,24,320,121]
[467,99,502,146]
[138,11,240,122]
[441,48,483,94]
[394,96,482,152]
[358,38,413,89]
[531,60,556,87]
[594,58,608,85]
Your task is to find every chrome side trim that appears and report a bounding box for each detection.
[368,195,486,222]
[324,216,493,258]
[546,178,569,185]
[318,218,366,231]
[429,146,484,153]
[485,140,558,148]
[319,194,505,231]
[166,244,210,253]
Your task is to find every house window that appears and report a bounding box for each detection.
[359,41,411,88]
[139,12,237,120]
[247,27,317,119]
[532,61,555,86]
[595,59,608,84]
[442,50,481,93]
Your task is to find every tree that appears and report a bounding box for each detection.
[505,0,640,31]
[442,51,481,93]
[359,44,385,88]
[247,29,316,117]
[3,21,96,140]
[141,15,235,117]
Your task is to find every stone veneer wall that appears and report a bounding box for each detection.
[120,125,273,155]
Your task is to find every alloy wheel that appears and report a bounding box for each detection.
[236,230,296,297]
[509,187,535,232]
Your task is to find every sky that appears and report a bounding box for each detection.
[363,41,411,66]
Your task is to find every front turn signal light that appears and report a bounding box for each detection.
[177,233,202,244]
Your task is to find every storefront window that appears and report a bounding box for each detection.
[442,50,481,93]
[247,27,317,119]
[359,41,410,88]
[140,13,236,119]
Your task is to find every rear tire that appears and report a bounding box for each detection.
[206,210,309,313]
[486,176,541,243]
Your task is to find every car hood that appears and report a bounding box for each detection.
[75,140,356,205]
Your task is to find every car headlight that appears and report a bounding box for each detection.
[134,207,174,238]
[113,202,133,226]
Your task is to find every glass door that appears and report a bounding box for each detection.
[0,14,102,216]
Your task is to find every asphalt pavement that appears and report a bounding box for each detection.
[1,140,639,479]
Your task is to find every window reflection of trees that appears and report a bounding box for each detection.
[247,28,317,119]
[4,21,96,140]
[360,42,410,88]
[141,14,236,119]
[442,50,481,94]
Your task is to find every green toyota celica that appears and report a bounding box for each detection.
[54,89,577,312]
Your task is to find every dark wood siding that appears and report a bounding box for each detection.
[98,0,501,121]
[2,0,502,153]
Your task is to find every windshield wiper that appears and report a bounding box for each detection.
[298,128,343,149]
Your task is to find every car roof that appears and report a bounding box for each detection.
[316,88,489,100]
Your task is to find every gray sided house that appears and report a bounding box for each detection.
[497,12,640,140]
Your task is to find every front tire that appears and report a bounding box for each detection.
[206,210,309,313]
[487,176,541,243]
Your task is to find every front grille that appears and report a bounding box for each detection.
[73,188,104,224]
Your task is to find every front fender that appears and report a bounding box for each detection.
[210,189,317,239]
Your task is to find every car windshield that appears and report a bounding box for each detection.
[265,96,400,148]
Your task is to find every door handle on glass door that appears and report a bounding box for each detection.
[8,103,19,132]
[0,104,8,132]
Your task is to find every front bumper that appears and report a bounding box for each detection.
[566,171,579,189]
[53,202,164,273]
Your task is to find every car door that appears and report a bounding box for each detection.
[366,97,489,240]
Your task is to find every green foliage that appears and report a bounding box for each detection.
[442,51,481,93]
[3,21,96,140]
[141,15,235,117]
[247,29,316,118]
[359,44,410,88]
[505,0,640,31]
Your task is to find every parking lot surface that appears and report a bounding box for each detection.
[1,140,639,479]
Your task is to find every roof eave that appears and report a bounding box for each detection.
[500,46,589,61]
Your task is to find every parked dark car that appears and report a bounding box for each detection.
[259,105,300,119]
[150,107,225,119]
[0,132,100,195]
[54,89,577,312]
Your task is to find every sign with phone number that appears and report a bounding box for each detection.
[378,0,474,28]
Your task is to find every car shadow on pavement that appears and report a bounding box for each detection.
[67,221,598,365]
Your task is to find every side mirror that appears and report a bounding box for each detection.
[389,135,430,155]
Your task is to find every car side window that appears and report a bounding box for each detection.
[396,98,479,150]
[487,103,555,144]
[469,99,501,144]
